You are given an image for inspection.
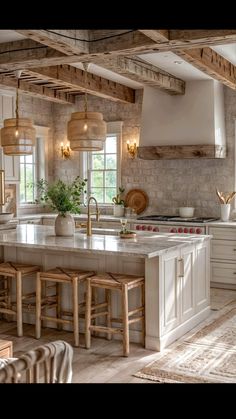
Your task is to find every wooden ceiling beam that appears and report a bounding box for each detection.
[175,47,236,90]
[169,30,236,48]
[94,56,185,95]
[15,30,90,55]
[0,74,75,104]
[26,65,135,103]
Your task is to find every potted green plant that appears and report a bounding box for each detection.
[112,187,125,217]
[35,176,87,236]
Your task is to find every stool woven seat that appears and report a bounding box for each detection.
[0,261,40,336]
[85,272,145,357]
[36,267,95,347]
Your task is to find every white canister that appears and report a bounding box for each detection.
[113,205,124,217]
[220,204,231,222]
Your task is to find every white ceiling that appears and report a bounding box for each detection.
[212,44,236,65]
[138,51,211,81]
[1,30,236,88]
[0,30,25,43]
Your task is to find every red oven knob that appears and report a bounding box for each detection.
[196,228,202,234]
[170,228,177,233]
[184,228,189,233]
[153,227,159,232]
[178,227,183,233]
[136,225,141,230]
[142,225,147,230]
[147,225,153,231]
[189,228,195,234]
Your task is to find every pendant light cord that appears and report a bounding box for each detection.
[84,68,88,117]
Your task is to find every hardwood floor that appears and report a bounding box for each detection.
[0,287,236,383]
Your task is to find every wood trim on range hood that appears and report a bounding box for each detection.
[137,144,226,159]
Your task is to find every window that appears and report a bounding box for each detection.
[19,126,49,205]
[20,151,37,203]
[84,122,122,205]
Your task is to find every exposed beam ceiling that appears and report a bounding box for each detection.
[175,47,236,90]
[0,73,75,104]
[94,56,185,95]
[25,65,135,103]
[2,29,236,104]
[15,30,90,55]
[0,39,84,71]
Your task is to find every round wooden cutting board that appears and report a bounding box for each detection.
[125,189,148,214]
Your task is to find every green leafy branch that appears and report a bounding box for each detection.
[34,176,87,216]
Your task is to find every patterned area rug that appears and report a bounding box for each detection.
[210,288,236,310]
[135,303,236,383]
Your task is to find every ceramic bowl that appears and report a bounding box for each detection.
[179,207,195,218]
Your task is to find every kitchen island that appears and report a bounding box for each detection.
[0,225,211,351]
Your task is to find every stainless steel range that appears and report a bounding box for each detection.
[131,215,219,235]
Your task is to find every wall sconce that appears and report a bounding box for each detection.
[60,142,71,159]
[126,140,137,159]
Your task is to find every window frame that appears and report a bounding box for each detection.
[18,125,49,209]
[82,121,123,206]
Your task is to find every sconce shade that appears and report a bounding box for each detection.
[1,117,36,156]
[67,111,106,151]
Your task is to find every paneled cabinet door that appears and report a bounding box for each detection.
[161,249,180,335]
[0,91,20,181]
[180,244,195,323]
[195,240,209,313]
[4,155,20,182]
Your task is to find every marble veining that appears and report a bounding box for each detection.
[0,225,211,258]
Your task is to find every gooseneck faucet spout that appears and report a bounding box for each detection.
[87,197,99,236]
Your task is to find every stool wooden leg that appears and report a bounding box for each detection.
[85,279,92,349]
[122,284,129,357]
[72,277,79,347]
[16,271,23,337]
[106,289,112,341]
[56,282,62,331]
[36,273,41,339]
[141,283,145,347]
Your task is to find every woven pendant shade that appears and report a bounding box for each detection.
[67,111,106,151]
[0,70,36,156]
[1,118,35,155]
[67,63,106,152]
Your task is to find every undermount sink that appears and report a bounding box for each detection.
[77,228,120,236]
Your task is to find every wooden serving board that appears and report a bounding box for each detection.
[119,232,137,239]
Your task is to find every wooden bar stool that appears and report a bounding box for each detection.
[85,272,145,357]
[36,267,95,347]
[0,262,40,337]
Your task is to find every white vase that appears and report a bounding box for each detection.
[113,205,124,217]
[55,213,75,236]
[220,204,231,222]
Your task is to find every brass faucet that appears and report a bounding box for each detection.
[87,197,100,236]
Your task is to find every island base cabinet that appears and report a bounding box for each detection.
[145,240,210,351]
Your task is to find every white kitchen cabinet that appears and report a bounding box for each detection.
[209,226,236,287]
[160,241,209,337]
[42,218,56,226]
[0,90,20,182]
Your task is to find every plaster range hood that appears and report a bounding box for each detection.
[138,80,226,159]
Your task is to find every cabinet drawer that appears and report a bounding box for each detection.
[211,240,236,261]
[208,227,236,240]
[211,262,236,285]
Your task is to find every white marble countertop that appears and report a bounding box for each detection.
[0,225,211,259]
[14,213,236,228]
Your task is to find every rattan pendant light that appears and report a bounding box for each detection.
[67,64,106,151]
[1,70,36,155]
